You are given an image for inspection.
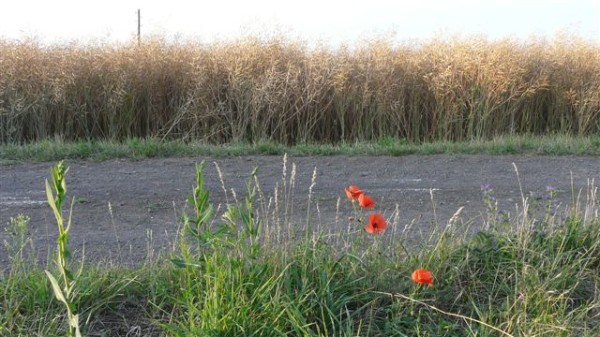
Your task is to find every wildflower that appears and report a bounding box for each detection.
[411,268,434,287]
[364,213,387,234]
[358,194,375,208]
[345,185,363,200]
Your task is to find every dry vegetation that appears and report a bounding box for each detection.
[0,35,598,144]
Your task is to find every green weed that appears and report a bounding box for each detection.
[44,161,82,337]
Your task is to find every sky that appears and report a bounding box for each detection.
[0,0,598,45]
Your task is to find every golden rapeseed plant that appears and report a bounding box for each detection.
[0,35,597,144]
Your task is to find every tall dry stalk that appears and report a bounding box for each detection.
[0,35,598,144]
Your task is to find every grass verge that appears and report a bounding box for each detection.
[1,159,600,336]
[2,134,600,164]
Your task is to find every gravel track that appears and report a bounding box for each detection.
[2,154,599,267]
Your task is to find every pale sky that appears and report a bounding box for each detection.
[1,0,599,45]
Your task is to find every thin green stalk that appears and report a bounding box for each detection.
[44,161,81,337]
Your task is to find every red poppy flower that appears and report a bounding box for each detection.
[345,185,363,200]
[411,268,434,287]
[358,194,375,208]
[365,213,387,234]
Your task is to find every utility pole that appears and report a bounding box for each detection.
[137,9,141,45]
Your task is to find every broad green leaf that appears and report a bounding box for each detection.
[65,268,74,283]
[170,258,201,268]
[197,205,214,226]
[45,179,61,221]
[66,196,75,232]
[241,213,251,227]
[45,270,68,306]
[187,226,199,238]
[71,314,82,337]
[197,191,210,211]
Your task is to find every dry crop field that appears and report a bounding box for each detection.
[0,35,598,145]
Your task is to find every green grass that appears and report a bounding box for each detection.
[2,134,600,164]
[2,160,600,336]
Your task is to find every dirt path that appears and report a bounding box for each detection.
[2,155,600,267]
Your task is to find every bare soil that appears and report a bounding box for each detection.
[1,155,600,268]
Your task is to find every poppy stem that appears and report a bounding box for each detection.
[372,234,380,253]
